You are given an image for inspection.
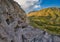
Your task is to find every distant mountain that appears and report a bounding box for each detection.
[27,7,60,16]
[28,7,60,35]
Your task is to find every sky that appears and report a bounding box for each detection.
[14,0,60,13]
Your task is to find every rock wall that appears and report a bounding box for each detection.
[0,0,60,42]
[0,0,27,42]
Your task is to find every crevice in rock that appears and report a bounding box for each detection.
[0,34,7,41]
[43,31,46,34]
[18,21,22,24]
[22,35,24,42]
[11,40,14,42]
[51,35,54,42]
[34,38,36,42]
[6,12,11,15]
[22,26,26,29]
[6,19,10,25]
[0,18,2,23]
[6,16,14,25]
[14,25,20,32]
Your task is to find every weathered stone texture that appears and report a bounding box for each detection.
[0,0,60,42]
[0,0,27,42]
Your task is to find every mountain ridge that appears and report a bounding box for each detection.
[27,7,60,17]
[28,7,60,35]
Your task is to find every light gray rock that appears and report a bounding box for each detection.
[0,0,60,42]
[0,0,26,42]
[22,27,60,42]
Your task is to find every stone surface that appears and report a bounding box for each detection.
[22,26,60,42]
[0,0,26,42]
[0,0,60,42]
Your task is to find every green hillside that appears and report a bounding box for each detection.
[28,7,60,35]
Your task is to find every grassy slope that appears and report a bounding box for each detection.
[28,7,60,35]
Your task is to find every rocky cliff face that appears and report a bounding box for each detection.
[0,0,60,42]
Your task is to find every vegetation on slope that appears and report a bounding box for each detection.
[28,7,60,35]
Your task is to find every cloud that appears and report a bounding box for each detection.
[34,5,41,8]
[14,0,41,13]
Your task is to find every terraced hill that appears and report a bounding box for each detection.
[28,7,60,35]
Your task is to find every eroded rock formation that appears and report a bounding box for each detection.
[0,0,60,42]
[0,0,27,42]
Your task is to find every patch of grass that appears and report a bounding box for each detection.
[28,7,60,35]
[28,16,60,35]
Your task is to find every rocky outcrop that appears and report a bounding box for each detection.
[20,25,60,42]
[0,0,60,42]
[0,0,27,42]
